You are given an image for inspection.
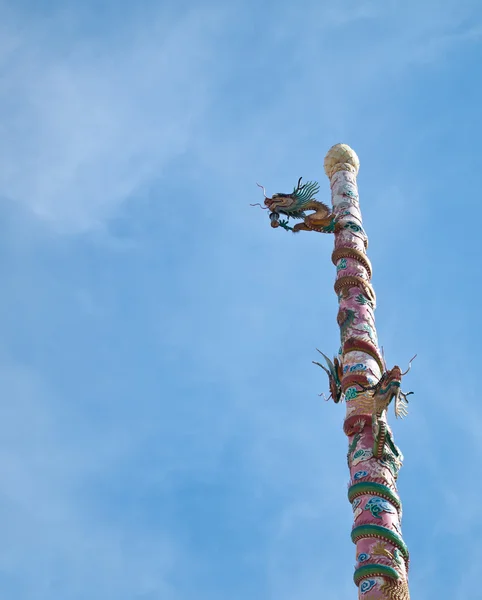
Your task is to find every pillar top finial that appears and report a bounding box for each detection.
[324,144,360,178]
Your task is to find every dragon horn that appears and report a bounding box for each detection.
[294,176,306,192]
[316,349,336,373]
[401,354,417,376]
[256,182,268,198]
[312,360,330,376]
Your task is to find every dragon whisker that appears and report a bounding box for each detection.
[250,203,268,210]
[256,182,268,198]
[401,354,417,376]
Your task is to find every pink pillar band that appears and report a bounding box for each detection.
[324,145,410,600]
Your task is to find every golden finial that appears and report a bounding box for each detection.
[324,143,360,178]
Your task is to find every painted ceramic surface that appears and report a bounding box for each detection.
[325,147,410,600]
[256,145,412,600]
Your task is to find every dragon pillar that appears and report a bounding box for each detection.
[323,144,410,600]
[254,144,413,599]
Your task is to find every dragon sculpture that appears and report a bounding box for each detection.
[255,145,414,599]
[359,357,417,419]
[312,350,343,402]
[313,344,416,420]
[252,177,336,233]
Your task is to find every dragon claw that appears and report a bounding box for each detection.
[278,219,293,231]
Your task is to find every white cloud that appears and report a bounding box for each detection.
[0,0,480,236]
[0,5,228,233]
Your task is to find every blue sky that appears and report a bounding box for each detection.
[0,0,481,598]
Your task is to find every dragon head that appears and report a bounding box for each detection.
[371,356,417,418]
[264,191,295,213]
[256,177,320,218]
[382,365,402,385]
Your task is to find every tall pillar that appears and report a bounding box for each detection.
[255,144,412,599]
[323,144,410,599]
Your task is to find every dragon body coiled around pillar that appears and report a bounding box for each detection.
[253,145,413,599]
